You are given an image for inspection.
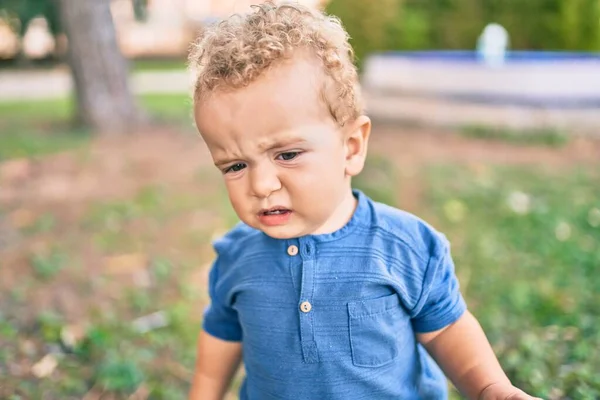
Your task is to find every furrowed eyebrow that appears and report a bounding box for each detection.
[214,158,240,168]
[259,137,307,151]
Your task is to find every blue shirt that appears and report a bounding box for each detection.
[204,189,467,399]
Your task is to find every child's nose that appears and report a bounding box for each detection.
[249,163,282,198]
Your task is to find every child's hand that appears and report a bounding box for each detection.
[479,383,543,400]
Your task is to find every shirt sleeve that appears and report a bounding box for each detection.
[202,257,243,342]
[410,236,467,333]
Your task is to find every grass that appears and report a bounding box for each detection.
[0,127,91,161]
[3,153,599,398]
[30,248,68,280]
[0,98,73,122]
[130,58,187,73]
[424,165,600,398]
[0,94,192,126]
[1,95,598,399]
[140,94,194,123]
[0,58,187,73]
[0,94,193,161]
[461,124,570,147]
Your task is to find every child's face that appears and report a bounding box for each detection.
[195,56,370,239]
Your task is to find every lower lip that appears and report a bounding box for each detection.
[258,211,292,226]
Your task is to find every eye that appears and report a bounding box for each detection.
[224,163,247,173]
[277,152,300,161]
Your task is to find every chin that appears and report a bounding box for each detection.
[259,225,305,240]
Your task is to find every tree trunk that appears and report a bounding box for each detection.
[57,0,144,133]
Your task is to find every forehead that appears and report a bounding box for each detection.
[194,55,333,149]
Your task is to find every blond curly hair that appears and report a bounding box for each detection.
[188,1,362,127]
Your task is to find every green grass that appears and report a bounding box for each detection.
[461,125,570,147]
[2,300,200,399]
[352,154,398,206]
[0,58,187,74]
[0,127,91,161]
[0,94,192,125]
[425,165,600,398]
[140,93,194,123]
[130,58,187,73]
[0,94,193,161]
[1,120,598,398]
[30,248,68,280]
[0,98,74,122]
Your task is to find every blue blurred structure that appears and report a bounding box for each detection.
[362,49,600,135]
[364,50,600,108]
[373,50,600,63]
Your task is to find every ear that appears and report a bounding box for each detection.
[344,115,371,177]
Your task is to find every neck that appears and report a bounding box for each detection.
[312,188,357,235]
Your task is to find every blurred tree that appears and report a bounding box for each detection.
[0,0,148,35]
[0,0,60,36]
[556,0,600,50]
[325,0,600,61]
[326,0,399,65]
[0,0,60,64]
[57,0,144,132]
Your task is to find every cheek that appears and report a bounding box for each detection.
[288,155,344,192]
[307,146,346,178]
[224,180,246,211]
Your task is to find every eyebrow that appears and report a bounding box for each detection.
[214,137,307,167]
[257,137,307,152]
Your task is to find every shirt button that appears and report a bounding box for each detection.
[287,245,299,256]
[300,301,312,313]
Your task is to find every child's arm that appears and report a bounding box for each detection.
[417,311,542,400]
[189,330,242,400]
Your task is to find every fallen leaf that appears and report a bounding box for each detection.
[31,354,58,378]
[132,311,168,334]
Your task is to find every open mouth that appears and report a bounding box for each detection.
[258,207,293,226]
[261,207,291,216]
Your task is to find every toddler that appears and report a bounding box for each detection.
[188,2,541,399]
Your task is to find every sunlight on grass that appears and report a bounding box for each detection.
[461,125,570,147]
[0,98,73,122]
[0,127,91,161]
[130,58,187,72]
[426,164,600,398]
[140,93,194,123]
[0,94,192,126]
[0,94,193,160]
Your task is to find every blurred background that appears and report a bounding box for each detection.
[0,0,599,399]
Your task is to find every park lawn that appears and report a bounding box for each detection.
[418,165,599,398]
[0,97,598,398]
[0,94,192,161]
[130,58,187,73]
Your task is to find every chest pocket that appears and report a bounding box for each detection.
[347,293,412,367]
